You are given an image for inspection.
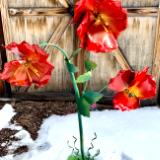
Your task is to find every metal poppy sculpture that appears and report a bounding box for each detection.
[73,0,127,53]
[0,41,54,87]
[108,67,156,111]
[0,0,157,160]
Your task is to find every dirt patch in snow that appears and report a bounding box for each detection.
[0,128,20,156]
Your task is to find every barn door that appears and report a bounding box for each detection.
[0,0,159,106]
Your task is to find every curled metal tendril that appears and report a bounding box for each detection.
[67,140,75,154]
[67,133,100,159]
[87,133,100,159]
[87,133,97,155]
[67,136,79,156]
[73,136,79,155]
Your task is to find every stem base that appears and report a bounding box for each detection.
[67,154,94,160]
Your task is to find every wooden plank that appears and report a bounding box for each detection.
[9,7,69,16]
[118,17,157,71]
[152,2,160,100]
[7,0,159,9]
[43,16,74,92]
[59,0,69,8]
[113,48,131,70]
[44,16,71,52]
[8,7,158,17]
[0,14,12,97]
[0,0,13,60]
[128,7,158,17]
[122,0,159,7]
[8,0,62,8]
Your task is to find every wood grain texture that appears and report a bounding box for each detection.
[113,48,131,70]
[44,16,71,52]
[8,0,159,8]
[9,8,69,16]
[43,17,74,92]
[122,0,159,7]
[118,17,157,71]
[152,3,160,90]
[128,7,158,17]
[8,7,158,17]
[89,53,120,94]
[8,0,62,7]
[0,0,13,60]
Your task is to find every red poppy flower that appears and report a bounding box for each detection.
[0,41,54,87]
[73,0,127,53]
[108,67,156,111]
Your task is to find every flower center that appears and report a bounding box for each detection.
[24,61,40,77]
[94,13,110,26]
[124,86,142,98]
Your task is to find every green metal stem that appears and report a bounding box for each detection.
[65,59,85,160]
[42,42,86,159]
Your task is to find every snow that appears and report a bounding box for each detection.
[0,104,160,160]
[0,104,15,130]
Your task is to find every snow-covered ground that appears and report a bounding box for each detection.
[1,104,160,160]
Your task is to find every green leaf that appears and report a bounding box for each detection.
[83,91,103,104]
[69,48,81,59]
[85,60,97,71]
[66,61,79,73]
[77,91,103,117]
[76,71,92,83]
[78,97,90,117]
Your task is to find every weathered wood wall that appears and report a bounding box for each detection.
[0,0,159,104]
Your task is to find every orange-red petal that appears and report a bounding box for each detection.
[130,67,156,99]
[0,60,54,87]
[108,69,135,92]
[132,75,156,99]
[28,61,54,87]
[0,60,32,86]
[6,41,49,61]
[113,92,140,111]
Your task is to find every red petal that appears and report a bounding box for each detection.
[74,0,94,23]
[131,67,149,86]
[95,0,127,38]
[6,41,48,61]
[136,75,156,99]
[0,60,54,87]
[77,12,93,48]
[74,0,127,52]
[0,60,32,86]
[87,24,118,52]
[28,61,54,87]
[108,69,135,92]
[129,67,156,99]
[113,92,140,111]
